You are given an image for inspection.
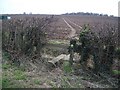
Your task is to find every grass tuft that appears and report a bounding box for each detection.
[62,61,73,73]
[34,79,41,85]
[112,70,120,75]
[14,70,26,80]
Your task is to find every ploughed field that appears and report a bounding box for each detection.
[6,14,118,40]
[51,15,118,39]
[48,15,118,40]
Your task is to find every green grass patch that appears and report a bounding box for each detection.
[34,79,41,85]
[2,63,11,69]
[2,76,23,88]
[2,53,27,88]
[13,70,26,80]
[2,62,26,88]
[2,51,11,61]
[48,40,69,45]
[112,70,120,75]
[62,61,73,73]
[2,77,11,88]
[2,75,23,88]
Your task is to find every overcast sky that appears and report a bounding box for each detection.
[0,0,119,16]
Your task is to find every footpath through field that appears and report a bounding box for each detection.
[62,18,83,39]
[66,18,82,29]
[62,18,77,38]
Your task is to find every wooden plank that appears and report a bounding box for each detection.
[48,54,69,66]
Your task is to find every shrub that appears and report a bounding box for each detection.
[78,23,118,73]
[2,16,54,64]
[14,70,26,80]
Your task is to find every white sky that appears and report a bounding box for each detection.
[0,0,119,16]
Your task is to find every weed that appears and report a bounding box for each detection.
[14,70,26,80]
[2,51,11,61]
[2,77,11,88]
[34,79,41,85]
[2,76,23,88]
[112,70,120,75]
[2,64,11,69]
[62,61,73,73]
